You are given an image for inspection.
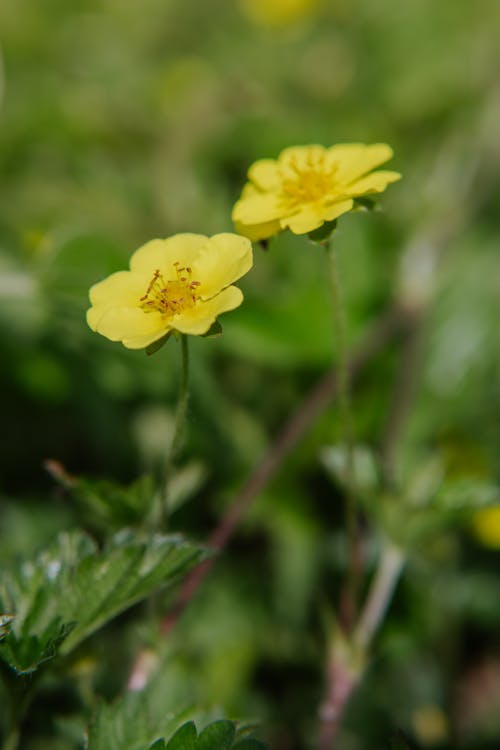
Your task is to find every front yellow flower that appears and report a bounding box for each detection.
[232,143,401,241]
[86,233,253,349]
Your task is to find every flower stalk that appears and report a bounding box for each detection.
[326,239,361,629]
[160,334,190,526]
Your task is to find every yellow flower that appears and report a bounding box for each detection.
[239,0,320,28]
[232,143,401,241]
[86,233,253,349]
[471,506,500,549]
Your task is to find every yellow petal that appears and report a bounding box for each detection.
[122,329,173,350]
[279,144,326,171]
[90,306,166,342]
[280,206,326,234]
[280,198,354,234]
[344,170,402,195]
[232,191,284,224]
[321,199,355,221]
[248,159,281,190]
[89,271,145,311]
[234,218,282,241]
[130,234,208,274]
[172,286,243,335]
[192,233,253,299]
[327,143,394,184]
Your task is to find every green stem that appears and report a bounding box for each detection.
[326,240,360,628]
[160,334,190,526]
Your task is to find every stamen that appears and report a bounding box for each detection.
[139,263,201,316]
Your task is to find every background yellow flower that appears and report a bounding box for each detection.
[471,506,500,549]
[87,233,253,349]
[239,0,321,29]
[233,143,401,241]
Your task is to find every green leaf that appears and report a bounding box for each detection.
[166,722,197,750]
[0,530,206,673]
[0,619,76,674]
[73,474,157,529]
[197,721,236,750]
[0,614,14,641]
[232,741,267,750]
[86,695,187,750]
[149,741,167,750]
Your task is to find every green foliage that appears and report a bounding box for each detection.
[88,704,266,750]
[0,530,205,674]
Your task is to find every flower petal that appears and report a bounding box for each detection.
[279,144,326,171]
[192,233,253,299]
[232,191,284,224]
[130,235,208,274]
[280,206,326,234]
[248,159,281,190]
[89,306,166,342]
[89,271,146,311]
[172,286,244,335]
[122,329,173,350]
[234,218,282,241]
[327,143,394,184]
[280,198,354,234]
[344,170,402,196]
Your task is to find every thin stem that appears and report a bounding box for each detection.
[160,334,190,525]
[318,643,360,750]
[354,543,404,650]
[159,307,404,635]
[326,240,360,629]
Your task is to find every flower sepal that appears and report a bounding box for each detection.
[145,331,173,356]
[201,320,223,338]
[307,219,338,245]
[352,196,378,212]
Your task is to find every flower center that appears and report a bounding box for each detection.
[140,263,201,316]
[280,151,338,206]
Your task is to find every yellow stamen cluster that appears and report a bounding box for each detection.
[280,152,338,207]
[140,263,201,317]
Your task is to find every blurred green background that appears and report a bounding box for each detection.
[1,0,500,747]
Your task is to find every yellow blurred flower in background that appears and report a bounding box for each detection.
[233,143,401,241]
[87,233,253,349]
[471,506,500,549]
[239,0,320,28]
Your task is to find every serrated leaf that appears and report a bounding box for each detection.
[0,530,206,673]
[197,721,236,750]
[86,697,187,750]
[74,474,157,529]
[0,614,14,640]
[0,619,75,674]
[149,741,167,750]
[166,722,197,750]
